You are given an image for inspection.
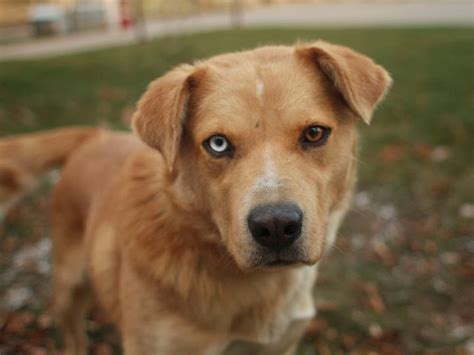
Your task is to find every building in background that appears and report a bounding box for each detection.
[0,0,117,37]
[1,0,327,32]
[3,0,407,40]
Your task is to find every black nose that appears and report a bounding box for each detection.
[247,203,303,250]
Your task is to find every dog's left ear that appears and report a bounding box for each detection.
[296,41,392,124]
[132,64,202,171]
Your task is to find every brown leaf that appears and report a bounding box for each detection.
[377,145,405,164]
[413,143,433,159]
[362,283,386,314]
[94,342,113,355]
[341,334,357,349]
[429,179,451,196]
[325,327,338,341]
[23,345,48,355]
[37,314,53,330]
[306,319,326,336]
[367,329,402,354]
[5,312,34,333]
[372,241,395,266]
[314,341,332,355]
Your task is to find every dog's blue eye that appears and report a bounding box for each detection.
[301,125,331,147]
[204,135,233,157]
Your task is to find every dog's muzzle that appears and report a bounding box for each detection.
[247,203,303,251]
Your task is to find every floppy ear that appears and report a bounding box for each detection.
[132,64,200,170]
[296,41,392,124]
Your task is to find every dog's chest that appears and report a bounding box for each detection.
[223,265,318,353]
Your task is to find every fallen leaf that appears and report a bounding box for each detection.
[305,319,326,336]
[377,145,405,164]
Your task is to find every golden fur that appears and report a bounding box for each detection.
[0,41,391,354]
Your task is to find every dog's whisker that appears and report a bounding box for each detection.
[330,243,345,255]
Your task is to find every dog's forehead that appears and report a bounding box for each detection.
[206,45,294,66]
[204,47,313,95]
[192,48,343,131]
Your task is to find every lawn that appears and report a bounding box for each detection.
[0,27,473,354]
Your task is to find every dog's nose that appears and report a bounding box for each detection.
[248,203,303,250]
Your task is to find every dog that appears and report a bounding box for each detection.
[0,40,391,354]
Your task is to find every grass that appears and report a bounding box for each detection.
[0,27,473,354]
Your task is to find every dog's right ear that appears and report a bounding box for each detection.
[132,64,202,171]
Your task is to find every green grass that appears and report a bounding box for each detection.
[0,27,473,354]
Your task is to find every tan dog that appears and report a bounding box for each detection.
[0,41,391,355]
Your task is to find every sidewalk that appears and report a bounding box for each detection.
[0,1,472,61]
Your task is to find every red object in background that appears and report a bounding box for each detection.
[120,0,133,30]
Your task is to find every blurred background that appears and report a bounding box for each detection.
[0,0,473,354]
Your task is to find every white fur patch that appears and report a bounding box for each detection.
[256,80,264,101]
[252,146,280,192]
[289,265,318,320]
[325,208,346,249]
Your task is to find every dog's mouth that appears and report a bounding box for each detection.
[267,259,296,267]
[250,246,310,269]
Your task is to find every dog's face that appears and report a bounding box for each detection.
[133,42,391,270]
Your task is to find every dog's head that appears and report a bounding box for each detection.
[133,41,391,270]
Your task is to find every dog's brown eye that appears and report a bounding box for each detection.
[301,125,331,147]
[203,135,234,157]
